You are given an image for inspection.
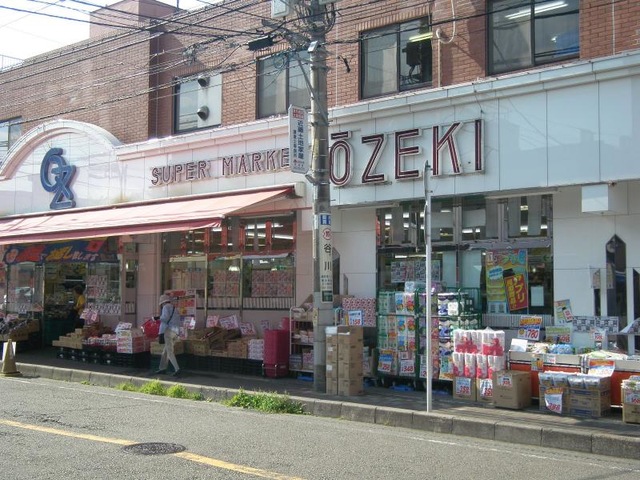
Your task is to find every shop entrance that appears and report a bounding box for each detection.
[42,262,86,345]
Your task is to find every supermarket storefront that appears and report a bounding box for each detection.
[0,119,310,347]
[1,52,640,386]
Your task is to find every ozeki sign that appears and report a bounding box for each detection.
[289,105,309,174]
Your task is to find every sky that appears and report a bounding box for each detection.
[0,0,206,62]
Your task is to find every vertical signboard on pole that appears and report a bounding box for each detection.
[288,105,309,174]
[317,213,333,303]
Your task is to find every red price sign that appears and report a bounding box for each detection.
[497,375,513,388]
[544,388,564,414]
[400,359,415,376]
[456,378,472,395]
[378,358,392,373]
[547,401,562,413]
[479,379,493,397]
[625,392,640,404]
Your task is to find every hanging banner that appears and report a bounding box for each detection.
[2,239,117,265]
[288,105,309,174]
[316,213,333,303]
[504,270,529,312]
[485,249,529,312]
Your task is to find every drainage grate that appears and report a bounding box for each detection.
[123,442,186,455]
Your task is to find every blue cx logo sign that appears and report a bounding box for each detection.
[40,148,77,210]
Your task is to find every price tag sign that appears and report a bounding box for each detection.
[544,387,564,414]
[377,352,393,374]
[399,359,415,376]
[624,391,640,404]
[517,315,543,341]
[497,373,513,388]
[479,378,493,398]
[347,310,363,326]
[455,377,472,396]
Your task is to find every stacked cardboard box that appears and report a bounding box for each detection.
[116,328,149,354]
[185,327,242,355]
[621,376,640,424]
[326,326,364,396]
[326,332,338,395]
[568,374,611,418]
[52,329,84,349]
[492,370,531,409]
[0,317,39,341]
[188,339,211,356]
[150,339,184,355]
[226,339,248,359]
[453,376,477,401]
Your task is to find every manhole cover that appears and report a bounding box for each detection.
[123,442,186,455]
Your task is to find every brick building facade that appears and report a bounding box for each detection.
[4,0,637,147]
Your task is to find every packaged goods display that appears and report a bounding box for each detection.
[434,292,482,381]
[377,289,483,389]
[289,306,314,374]
[535,372,612,417]
[621,376,640,424]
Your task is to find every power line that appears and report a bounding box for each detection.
[0,0,272,87]
[0,0,273,66]
[0,0,311,95]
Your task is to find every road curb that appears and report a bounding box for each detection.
[452,416,496,440]
[591,432,640,459]
[375,406,414,429]
[495,421,542,446]
[15,362,640,460]
[341,403,376,424]
[541,428,592,453]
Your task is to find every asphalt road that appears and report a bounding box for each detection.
[2,375,640,480]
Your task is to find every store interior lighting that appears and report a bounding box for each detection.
[505,1,568,20]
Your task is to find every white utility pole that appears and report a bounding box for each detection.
[273,0,336,392]
[424,160,433,411]
[307,0,333,393]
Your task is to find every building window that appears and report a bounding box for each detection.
[0,117,22,167]
[257,51,310,118]
[361,18,432,99]
[505,195,551,238]
[174,74,221,133]
[488,0,579,75]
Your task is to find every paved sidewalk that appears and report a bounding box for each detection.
[6,348,640,460]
